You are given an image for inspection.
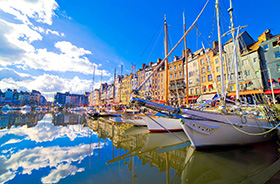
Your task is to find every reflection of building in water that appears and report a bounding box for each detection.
[52,112,87,126]
[87,118,189,176]
[0,113,45,129]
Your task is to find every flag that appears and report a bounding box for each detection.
[149,84,153,92]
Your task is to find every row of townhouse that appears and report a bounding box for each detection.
[0,89,47,105]
[89,29,280,107]
[54,92,89,106]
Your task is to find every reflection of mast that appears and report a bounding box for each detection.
[166,152,170,184]
[89,124,92,170]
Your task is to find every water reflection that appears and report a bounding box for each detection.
[1,113,280,184]
[0,112,102,184]
[182,142,280,183]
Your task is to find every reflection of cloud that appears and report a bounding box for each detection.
[1,143,103,183]
[41,163,84,184]
[1,139,22,147]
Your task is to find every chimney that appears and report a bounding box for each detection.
[142,63,146,70]
[258,29,272,42]
[213,41,218,49]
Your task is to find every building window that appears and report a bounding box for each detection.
[217,75,221,82]
[253,57,257,62]
[238,71,242,79]
[207,66,210,72]
[208,74,213,81]
[277,64,280,72]
[179,64,181,69]
[215,59,219,64]
[216,66,219,72]
[170,74,173,79]
[161,73,163,77]
[200,59,204,65]
[170,66,172,71]
[230,85,234,92]
[174,65,177,70]
[190,89,193,95]
[275,51,280,59]
[189,72,193,77]
[179,72,182,77]
[263,44,268,50]
[273,41,279,47]
[189,80,193,85]
[201,67,205,74]
[175,73,177,78]
[202,76,206,82]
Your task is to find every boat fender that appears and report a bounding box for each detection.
[241,115,247,124]
[215,102,219,108]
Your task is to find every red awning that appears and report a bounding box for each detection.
[208,84,213,89]
[188,96,199,100]
[278,78,280,83]
[202,86,206,90]
[268,79,274,83]
[265,89,280,95]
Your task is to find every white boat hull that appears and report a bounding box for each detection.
[180,109,277,149]
[144,116,182,132]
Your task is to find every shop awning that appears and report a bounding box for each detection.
[188,96,199,100]
[268,79,274,83]
[265,89,280,95]
[278,78,280,83]
[208,84,213,89]
[197,93,216,102]
[227,89,264,96]
[202,86,206,90]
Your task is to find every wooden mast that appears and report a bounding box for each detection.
[183,12,189,106]
[164,15,169,105]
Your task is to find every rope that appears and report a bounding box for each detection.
[223,115,280,136]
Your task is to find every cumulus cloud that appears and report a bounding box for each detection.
[0,0,58,25]
[0,68,33,81]
[0,0,112,97]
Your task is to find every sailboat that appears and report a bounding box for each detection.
[130,0,279,149]
[140,15,184,132]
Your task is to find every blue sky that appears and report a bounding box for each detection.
[0,0,279,101]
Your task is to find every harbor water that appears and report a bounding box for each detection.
[1,112,280,184]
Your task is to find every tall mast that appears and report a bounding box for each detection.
[113,68,116,103]
[119,65,123,103]
[164,15,169,105]
[183,12,189,106]
[216,0,225,104]
[228,0,239,101]
[100,71,102,106]
[91,65,95,107]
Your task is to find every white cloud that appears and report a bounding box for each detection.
[46,29,64,37]
[0,0,58,25]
